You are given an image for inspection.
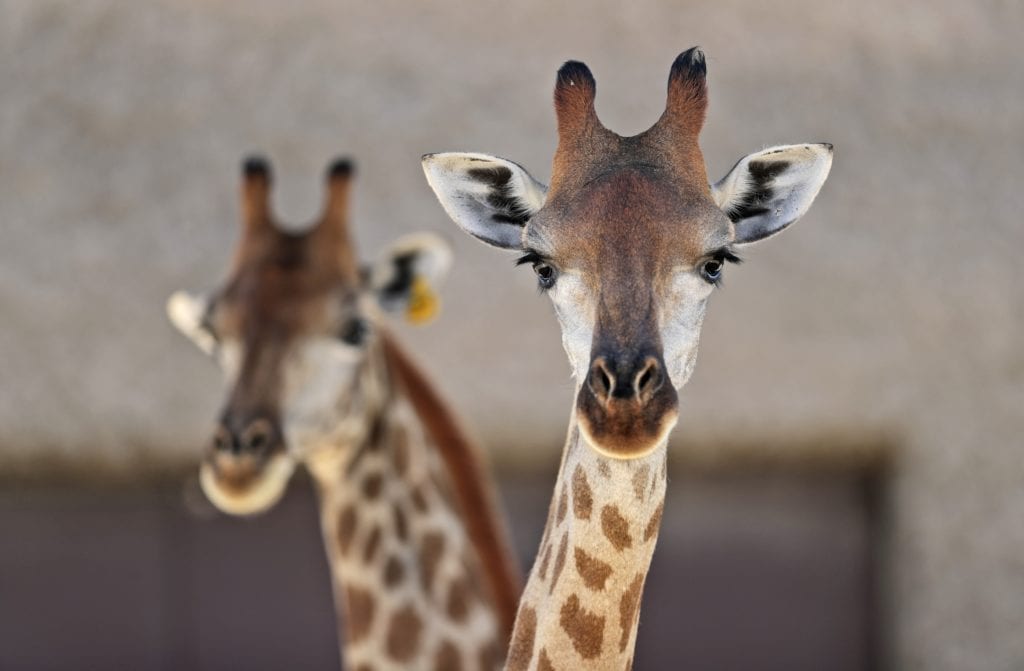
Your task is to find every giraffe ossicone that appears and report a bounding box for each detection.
[423,46,832,669]
[168,156,520,670]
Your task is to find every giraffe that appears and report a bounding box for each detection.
[167,156,521,671]
[422,47,833,669]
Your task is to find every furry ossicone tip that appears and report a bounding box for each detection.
[670,46,707,80]
[242,155,272,180]
[556,60,596,93]
[327,157,356,180]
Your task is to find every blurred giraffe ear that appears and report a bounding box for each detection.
[368,233,453,325]
[167,291,217,355]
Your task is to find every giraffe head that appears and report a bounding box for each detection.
[168,157,450,515]
[423,48,832,460]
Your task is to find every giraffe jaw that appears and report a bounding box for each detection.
[199,452,296,516]
[576,404,678,460]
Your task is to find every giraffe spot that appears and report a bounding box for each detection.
[644,502,664,543]
[601,505,632,551]
[618,573,644,652]
[434,639,462,671]
[337,504,358,558]
[362,472,383,500]
[559,593,605,659]
[363,524,382,565]
[631,465,650,501]
[418,531,445,594]
[354,665,374,671]
[345,585,376,643]
[549,531,569,595]
[430,465,458,511]
[385,604,423,662]
[411,484,430,513]
[556,482,568,524]
[572,465,593,520]
[462,547,486,597]
[478,640,501,671]
[574,546,613,591]
[538,539,554,581]
[506,604,537,671]
[384,555,405,588]
[544,498,556,538]
[538,647,555,671]
[393,503,409,542]
[392,427,410,476]
[597,459,612,479]
[446,576,471,622]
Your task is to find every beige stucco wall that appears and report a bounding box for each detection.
[1,1,1022,668]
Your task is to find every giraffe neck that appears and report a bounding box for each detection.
[307,342,504,671]
[505,418,667,671]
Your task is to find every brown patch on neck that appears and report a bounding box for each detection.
[600,504,633,551]
[385,604,423,662]
[379,331,522,639]
[574,546,613,591]
[559,593,605,659]
[344,585,376,644]
[506,604,538,671]
[618,573,645,652]
[572,464,593,520]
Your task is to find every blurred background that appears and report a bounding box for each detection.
[1,1,1022,669]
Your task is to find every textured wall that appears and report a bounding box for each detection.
[1,1,1022,669]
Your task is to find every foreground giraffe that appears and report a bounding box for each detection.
[167,157,520,670]
[423,48,833,669]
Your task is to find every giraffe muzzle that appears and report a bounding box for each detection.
[577,351,679,459]
[200,415,294,516]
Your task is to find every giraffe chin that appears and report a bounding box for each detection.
[199,453,296,516]
[576,406,679,460]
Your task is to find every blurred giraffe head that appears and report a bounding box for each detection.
[168,157,450,514]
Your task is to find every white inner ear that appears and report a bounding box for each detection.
[711,143,833,244]
[421,152,548,249]
[167,291,217,355]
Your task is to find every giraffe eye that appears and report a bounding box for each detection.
[338,318,368,346]
[534,263,557,290]
[700,259,724,284]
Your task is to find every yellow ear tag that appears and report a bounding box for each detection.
[406,276,439,325]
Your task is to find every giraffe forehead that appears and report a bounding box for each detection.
[530,169,730,275]
[216,245,356,340]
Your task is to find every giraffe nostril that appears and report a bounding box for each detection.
[212,426,233,453]
[242,419,275,453]
[634,357,663,404]
[587,357,615,405]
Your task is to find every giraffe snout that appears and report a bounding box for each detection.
[587,354,666,407]
[577,351,678,459]
[200,414,294,517]
[212,416,282,457]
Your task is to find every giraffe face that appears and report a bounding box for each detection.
[423,48,832,460]
[168,158,450,515]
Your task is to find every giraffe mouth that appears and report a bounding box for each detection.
[575,388,679,459]
[199,451,295,516]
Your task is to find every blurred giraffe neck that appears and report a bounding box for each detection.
[308,335,515,670]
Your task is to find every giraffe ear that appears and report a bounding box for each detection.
[369,233,452,325]
[421,152,548,250]
[167,290,217,355]
[712,143,833,245]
